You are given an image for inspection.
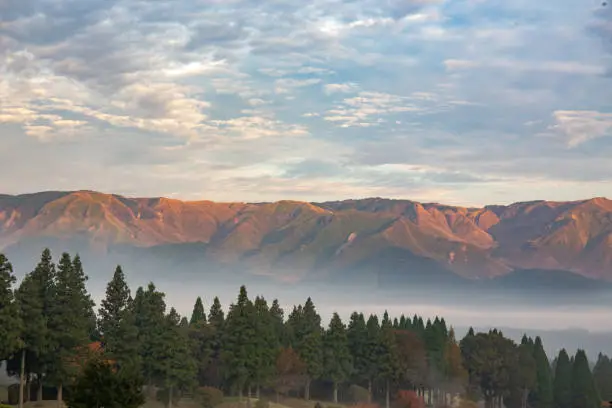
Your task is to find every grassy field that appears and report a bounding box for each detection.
[0,394,340,408]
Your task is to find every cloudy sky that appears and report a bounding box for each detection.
[1,0,611,206]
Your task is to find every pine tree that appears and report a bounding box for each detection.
[133,283,168,390]
[72,255,97,340]
[252,295,277,397]
[208,296,225,329]
[287,297,323,400]
[269,299,286,346]
[190,297,207,325]
[0,253,22,359]
[378,311,399,408]
[47,252,95,405]
[571,350,600,408]
[347,312,368,385]
[364,314,381,401]
[160,308,197,408]
[207,296,225,388]
[593,353,612,401]
[222,285,258,398]
[323,313,352,403]
[529,336,553,408]
[553,349,572,408]
[99,266,131,352]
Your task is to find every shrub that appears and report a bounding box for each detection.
[314,402,324,408]
[255,398,270,408]
[0,404,12,408]
[393,390,424,408]
[197,386,225,408]
[348,384,371,403]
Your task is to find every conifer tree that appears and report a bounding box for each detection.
[347,312,368,386]
[553,349,572,408]
[529,336,553,408]
[133,283,168,389]
[72,255,97,340]
[323,313,353,403]
[571,350,600,408]
[99,266,132,352]
[378,311,399,408]
[190,297,207,325]
[593,353,612,401]
[47,252,95,406]
[269,299,286,346]
[160,308,197,408]
[287,297,323,400]
[252,295,277,396]
[222,285,258,398]
[364,314,381,401]
[0,254,22,359]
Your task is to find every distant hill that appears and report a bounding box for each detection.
[1,191,612,287]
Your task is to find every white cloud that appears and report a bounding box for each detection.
[551,110,612,147]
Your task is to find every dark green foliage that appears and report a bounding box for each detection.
[72,255,98,341]
[46,252,95,390]
[157,387,181,407]
[529,336,554,408]
[208,296,225,329]
[160,307,198,398]
[571,349,600,408]
[252,296,278,390]
[222,285,258,395]
[98,265,138,367]
[66,357,145,408]
[593,353,612,401]
[347,312,368,383]
[553,349,572,408]
[0,254,22,360]
[322,313,352,402]
[133,283,168,386]
[196,386,224,408]
[191,297,207,325]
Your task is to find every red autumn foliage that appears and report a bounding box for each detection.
[394,390,425,408]
[274,347,307,396]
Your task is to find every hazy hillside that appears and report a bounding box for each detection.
[1,191,612,284]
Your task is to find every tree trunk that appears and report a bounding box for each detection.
[168,386,173,408]
[57,383,63,408]
[239,386,243,401]
[368,379,373,403]
[305,378,311,401]
[256,385,261,399]
[37,375,43,401]
[333,382,338,403]
[18,349,25,408]
[276,391,280,403]
[385,380,390,408]
[26,375,31,404]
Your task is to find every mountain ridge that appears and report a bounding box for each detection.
[1,190,612,282]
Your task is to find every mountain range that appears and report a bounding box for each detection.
[1,191,612,289]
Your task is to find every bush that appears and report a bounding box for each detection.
[0,404,12,408]
[196,386,224,408]
[393,390,424,408]
[314,402,324,408]
[348,384,371,403]
[255,398,270,408]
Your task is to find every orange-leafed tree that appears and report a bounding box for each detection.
[394,330,428,388]
[394,390,425,408]
[274,347,307,401]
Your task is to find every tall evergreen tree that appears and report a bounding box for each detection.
[47,252,95,406]
[593,353,612,401]
[323,313,353,403]
[160,308,197,408]
[287,297,323,400]
[133,283,168,390]
[72,255,97,340]
[269,299,286,346]
[252,296,277,396]
[378,311,399,408]
[0,253,22,359]
[98,266,132,353]
[222,285,258,398]
[570,350,600,408]
[529,336,554,408]
[190,297,207,325]
[347,312,368,385]
[553,349,572,408]
[364,314,381,401]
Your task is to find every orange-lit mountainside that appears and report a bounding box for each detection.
[1,191,612,282]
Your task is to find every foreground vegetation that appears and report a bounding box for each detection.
[0,249,612,408]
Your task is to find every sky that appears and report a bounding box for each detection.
[1,0,612,206]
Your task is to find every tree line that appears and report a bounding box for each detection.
[0,249,611,408]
